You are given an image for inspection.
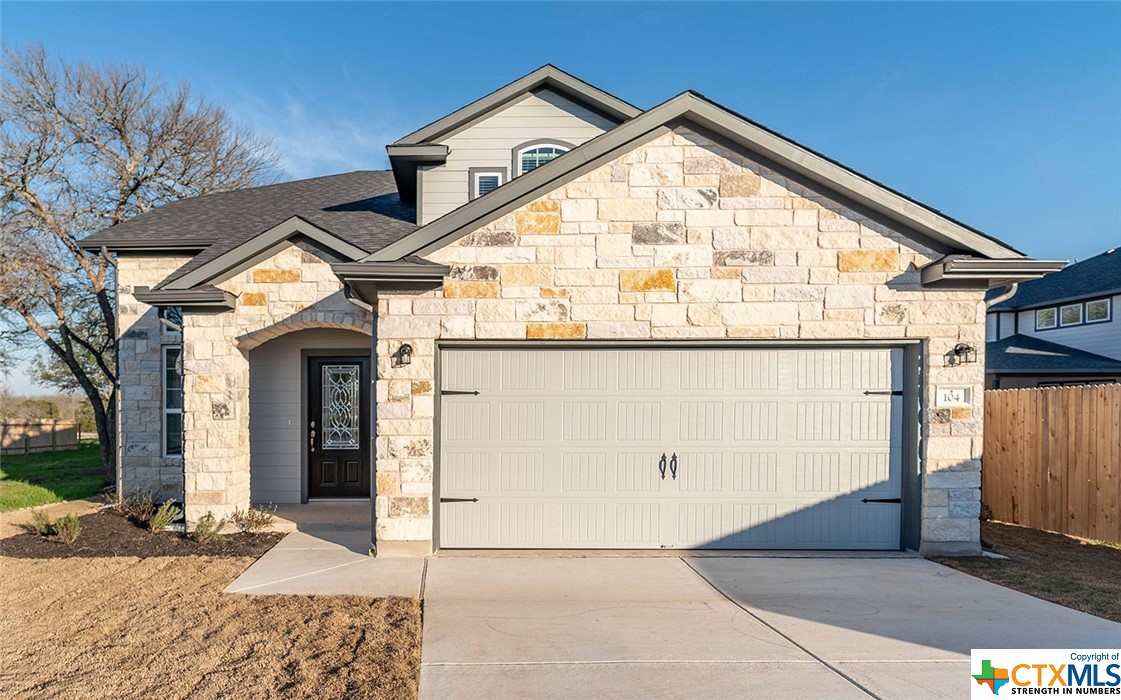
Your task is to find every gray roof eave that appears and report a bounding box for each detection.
[133,286,235,310]
[367,92,1029,263]
[921,256,1067,289]
[78,237,214,254]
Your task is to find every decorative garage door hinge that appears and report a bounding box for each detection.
[439,497,479,503]
[440,390,480,396]
[861,497,902,504]
[862,390,903,396]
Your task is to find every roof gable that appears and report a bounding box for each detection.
[394,65,641,146]
[367,92,1026,263]
[157,216,367,290]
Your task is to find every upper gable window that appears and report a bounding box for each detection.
[470,170,504,200]
[517,144,568,175]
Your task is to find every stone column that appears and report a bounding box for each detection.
[181,309,250,525]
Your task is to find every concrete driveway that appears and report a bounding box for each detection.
[419,555,1121,699]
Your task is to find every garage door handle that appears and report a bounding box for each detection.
[658,453,667,480]
[669,453,677,480]
[861,497,901,504]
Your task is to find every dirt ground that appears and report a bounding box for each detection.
[0,519,422,699]
[0,556,421,699]
[937,521,1121,623]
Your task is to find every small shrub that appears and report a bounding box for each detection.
[193,512,227,545]
[149,500,183,533]
[110,491,156,525]
[54,514,81,544]
[30,509,54,536]
[231,505,277,534]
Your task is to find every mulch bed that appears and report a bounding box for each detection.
[0,510,281,559]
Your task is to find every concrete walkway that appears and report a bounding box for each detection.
[419,556,1121,699]
[224,503,426,597]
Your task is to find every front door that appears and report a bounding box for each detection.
[307,356,370,498]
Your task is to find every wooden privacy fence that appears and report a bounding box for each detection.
[1,420,80,456]
[983,385,1120,543]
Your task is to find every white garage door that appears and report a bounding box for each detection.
[438,347,904,549]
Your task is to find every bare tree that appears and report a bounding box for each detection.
[0,45,278,483]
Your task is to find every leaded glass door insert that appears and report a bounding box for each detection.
[307,357,370,498]
[322,365,361,450]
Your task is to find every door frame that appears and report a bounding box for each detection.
[300,349,376,503]
[433,339,924,552]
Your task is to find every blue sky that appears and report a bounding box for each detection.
[2,2,1120,392]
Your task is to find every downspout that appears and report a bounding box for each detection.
[346,290,378,557]
[980,282,1017,552]
[986,283,1018,309]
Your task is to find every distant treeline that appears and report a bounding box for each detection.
[0,389,96,432]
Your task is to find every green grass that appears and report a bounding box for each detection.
[0,441,107,512]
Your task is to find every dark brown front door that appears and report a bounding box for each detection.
[308,356,370,498]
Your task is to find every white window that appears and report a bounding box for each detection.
[472,171,503,199]
[1060,303,1083,326]
[1035,308,1057,330]
[163,346,183,457]
[1086,299,1111,323]
[517,144,568,175]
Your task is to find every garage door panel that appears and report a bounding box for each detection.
[615,452,665,493]
[498,453,545,493]
[562,351,608,391]
[733,402,780,441]
[616,351,664,391]
[438,347,905,550]
[498,401,544,441]
[561,401,609,441]
[675,452,724,492]
[442,452,490,494]
[732,453,779,492]
[616,401,661,441]
[560,453,608,492]
[615,502,662,546]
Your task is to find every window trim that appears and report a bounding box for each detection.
[1059,303,1083,327]
[1035,307,1057,331]
[159,306,183,337]
[512,139,574,177]
[163,345,183,458]
[468,167,507,201]
[1085,298,1112,324]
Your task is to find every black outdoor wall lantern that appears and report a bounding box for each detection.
[394,343,414,367]
[948,343,977,366]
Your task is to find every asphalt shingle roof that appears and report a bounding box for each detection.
[82,170,417,286]
[986,334,1121,375]
[987,248,1121,310]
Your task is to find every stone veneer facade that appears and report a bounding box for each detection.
[376,127,986,554]
[117,245,373,524]
[116,126,985,554]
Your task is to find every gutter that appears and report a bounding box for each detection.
[920,256,1067,288]
[78,238,213,254]
[133,286,236,310]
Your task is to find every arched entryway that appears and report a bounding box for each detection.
[247,326,372,505]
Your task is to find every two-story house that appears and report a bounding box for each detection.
[986,248,1121,388]
[80,65,1065,557]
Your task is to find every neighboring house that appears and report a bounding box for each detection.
[80,65,1064,557]
[986,248,1121,388]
